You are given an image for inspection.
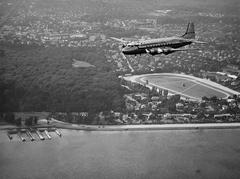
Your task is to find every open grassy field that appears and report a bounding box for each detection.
[133,74,239,100]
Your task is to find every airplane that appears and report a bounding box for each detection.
[111,22,205,56]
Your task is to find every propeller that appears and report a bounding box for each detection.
[120,52,127,60]
[119,47,134,72]
[110,37,129,47]
[110,37,134,72]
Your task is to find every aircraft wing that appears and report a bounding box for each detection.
[169,48,200,51]
[110,37,128,43]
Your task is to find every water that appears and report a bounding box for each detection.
[0,129,240,179]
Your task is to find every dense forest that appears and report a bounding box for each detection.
[0,44,125,113]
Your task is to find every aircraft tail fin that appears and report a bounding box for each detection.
[182,22,195,39]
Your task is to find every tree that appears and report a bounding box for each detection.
[1,45,125,113]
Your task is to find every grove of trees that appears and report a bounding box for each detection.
[0,45,125,114]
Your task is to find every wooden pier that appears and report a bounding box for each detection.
[5,125,62,142]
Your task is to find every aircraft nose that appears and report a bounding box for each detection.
[122,47,129,54]
[122,47,133,54]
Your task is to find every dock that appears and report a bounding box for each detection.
[7,132,12,140]
[55,129,62,137]
[5,125,63,142]
[17,132,26,142]
[36,129,44,140]
[26,130,35,141]
[44,130,51,139]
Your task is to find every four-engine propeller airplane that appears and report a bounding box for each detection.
[111,22,205,56]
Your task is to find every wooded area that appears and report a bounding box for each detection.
[0,45,125,113]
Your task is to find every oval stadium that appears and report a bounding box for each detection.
[124,73,240,101]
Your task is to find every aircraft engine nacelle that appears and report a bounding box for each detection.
[162,49,175,55]
[148,48,176,55]
[149,48,164,55]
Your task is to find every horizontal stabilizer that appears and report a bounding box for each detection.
[191,39,207,44]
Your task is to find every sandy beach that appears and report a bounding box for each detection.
[54,121,240,131]
[2,119,240,131]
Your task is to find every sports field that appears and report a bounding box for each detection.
[124,73,239,101]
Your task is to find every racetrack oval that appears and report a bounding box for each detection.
[127,73,239,101]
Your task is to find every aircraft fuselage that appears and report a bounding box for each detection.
[122,37,192,55]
